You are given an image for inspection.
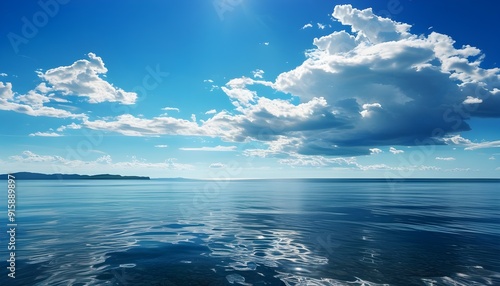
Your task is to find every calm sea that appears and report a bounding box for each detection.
[0,179,499,285]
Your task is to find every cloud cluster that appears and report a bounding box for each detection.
[38,53,137,104]
[80,3,500,157]
[82,114,205,137]
[442,134,500,150]
[180,145,237,152]
[435,157,455,161]
[1,53,138,120]
[389,147,404,154]
[258,4,500,156]
[9,150,192,171]
[1,81,82,118]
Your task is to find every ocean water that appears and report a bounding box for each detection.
[1,179,499,285]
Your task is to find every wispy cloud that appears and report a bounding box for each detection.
[209,162,225,168]
[180,145,237,152]
[464,141,500,150]
[389,147,404,154]
[56,122,81,132]
[9,151,193,171]
[443,135,500,150]
[29,132,62,137]
[161,107,180,112]
[301,23,312,29]
[435,157,456,161]
[154,144,168,148]
[252,69,264,79]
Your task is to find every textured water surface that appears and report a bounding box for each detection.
[0,179,499,285]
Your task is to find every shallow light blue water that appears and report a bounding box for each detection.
[0,179,499,285]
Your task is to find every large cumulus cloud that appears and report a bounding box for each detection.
[252,4,500,156]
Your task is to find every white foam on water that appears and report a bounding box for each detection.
[422,266,500,286]
[275,273,390,286]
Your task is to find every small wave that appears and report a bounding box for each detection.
[275,273,390,286]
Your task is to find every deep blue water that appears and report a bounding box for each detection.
[1,179,499,285]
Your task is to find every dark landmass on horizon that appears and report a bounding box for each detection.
[3,172,150,180]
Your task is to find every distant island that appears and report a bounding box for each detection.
[2,172,150,180]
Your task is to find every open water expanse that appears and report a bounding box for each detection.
[1,179,499,285]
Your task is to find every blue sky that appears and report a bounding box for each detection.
[1,0,499,178]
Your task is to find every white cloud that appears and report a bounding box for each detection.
[36,83,52,93]
[442,135,473,145]
[0,82,14,100]
[0,73,7,77]
[252,69,265,79]
[263,42,269,46]
[278,153,357,167]
[209,162,225,168]
[1,83,76,119]
[154,145,168,148]
[369,148,382,154]
[9,150,193,171]
[29,132,62,137]
[162,107,180,112]
[83,114,205,137]
[358,164,441,172]
[0,98,85,119]
[489,156,495,160]
[443,135,500,150]
[445,168,472,172]
[204,79,214,83]
[332,5,411,43]
[205,109,217,114]
[16,90,50,108]
[464,140,500,150]
[221,77,258,106]
[317,23,325,29]
[10,151,66,163]
[0,54,135,119]
[180,145,237,152]
[56,122,82,132]
[389,147,404,154]
[273,152,443,173]
[463,96,482,104]
[435,157,456,161]
[37,53,137,104]
[48,96,70,103]
[301,23,313,29]
[264,4,500,156]
[95,155,112,164]
[360,102,382,118]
